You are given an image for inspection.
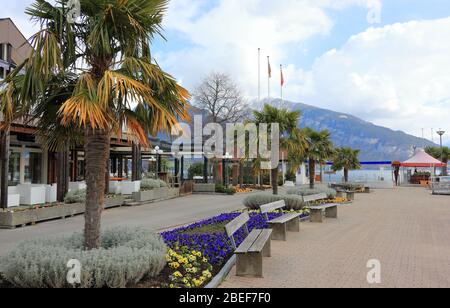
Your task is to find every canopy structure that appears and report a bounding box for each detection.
[401,150,446,168]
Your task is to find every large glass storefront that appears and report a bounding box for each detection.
[24,152,43,184]
[8,152,20,186]
[8,148,44,186]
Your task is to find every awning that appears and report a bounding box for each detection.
[401,150,446,167]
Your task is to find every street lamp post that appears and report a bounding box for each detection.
[223,152,233,188]
[152,146,164,179]
[437,129,446,175]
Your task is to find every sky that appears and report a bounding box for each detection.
[2,0,450,145]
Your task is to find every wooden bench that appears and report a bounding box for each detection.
[302,193,338,223]
[309,204,339,223]
[225,212,272,278]
[260,200,301,241]
[302,193,329,205]
[346,190,355,201]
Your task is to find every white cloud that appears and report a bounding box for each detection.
[298,18,450,142]
[158,0,376,96]
[158,1,448,144]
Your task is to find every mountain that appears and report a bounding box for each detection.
[163,100,436,162]
[258,99,436,161]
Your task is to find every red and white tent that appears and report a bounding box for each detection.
[401,150,446,168]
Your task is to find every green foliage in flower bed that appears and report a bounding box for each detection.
[0,227,167,288]
[331,183,365,191]
[64,189,86,204]
[287,187,337,198]
[215,184,236,195]
[141,179,168,191]
[243,193,305,211]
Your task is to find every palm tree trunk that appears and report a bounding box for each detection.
[239,161,244,188]
[0,127,10,209]
[344,168,349,183]
[309,160,316,189]
[272,167,279,195]
[84,128,110,250]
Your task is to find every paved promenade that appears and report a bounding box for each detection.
[221,187,450,288]
[0,193,247,257]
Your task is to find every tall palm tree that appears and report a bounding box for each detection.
[425,146,449,176]
[332,147,361,183]
[284,128,309,174]
[253,104,300,195]
[303,128,334,189]
[1,0,189,250]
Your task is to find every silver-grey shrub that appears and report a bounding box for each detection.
[244,193,305,211]
[0,227,167,288]
[287,187,337,199]
[140,179,168,190]
[64,189,86,204]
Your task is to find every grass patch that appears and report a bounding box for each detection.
[182,221,231,235]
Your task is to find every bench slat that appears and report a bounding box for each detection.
[302,193,328,203]
[260,200,285,214]
[309,203,339,210]
[235,229,262,254]
[226,212,250,237]
[268,213,301,224]
[249,229,272,253]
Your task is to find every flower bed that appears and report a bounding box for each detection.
[162,211,309,266]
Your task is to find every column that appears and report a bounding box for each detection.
[0,128,10,209]
[203,156,208,184]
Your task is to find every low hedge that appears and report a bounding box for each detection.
[0,227,167,288]
[287,187,337,199]
[64,189,86,204]
[141,179,168,190]
[243,193,305,211]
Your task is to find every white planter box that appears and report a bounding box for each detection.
[16,184,46,206]
[69,182,87,192]
[7,187,20,208]
[109,181,122,194]
[45,185,57,203]
[120,181,141,195]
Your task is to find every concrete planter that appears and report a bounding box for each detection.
[105,196,126,209]
[193,184,216,193]
[132,188,180,203]
[0,203,85,229]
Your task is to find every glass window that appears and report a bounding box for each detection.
[0,44,4,61]
[8,152,20,186]
[24,152,43,184]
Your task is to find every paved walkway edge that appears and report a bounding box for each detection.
[205,256,236,289]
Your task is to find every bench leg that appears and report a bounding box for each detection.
[269,223,287,241]
[263,238,271,258]
[310,209,323,223]
[236,252,263,278]
[325,206,337,219]
[286,218,300,232]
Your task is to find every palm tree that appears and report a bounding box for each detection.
[425,146,449,176]
[284,128,309,175]
[1,0,189,250]
[332,147,361,182]
[303,128,334,189]
[253,104,300,195]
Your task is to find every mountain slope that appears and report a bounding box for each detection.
[262,99,435,161]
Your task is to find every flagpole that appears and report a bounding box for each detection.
[268,56,270,99]
[280,64,283,105]
[258,48,261,104]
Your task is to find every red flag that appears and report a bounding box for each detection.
[281,65,285,87]
[268,56,272,78]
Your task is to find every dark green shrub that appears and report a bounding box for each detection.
[243,193,305,211]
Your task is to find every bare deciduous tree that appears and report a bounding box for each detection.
[193,72,248,124]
